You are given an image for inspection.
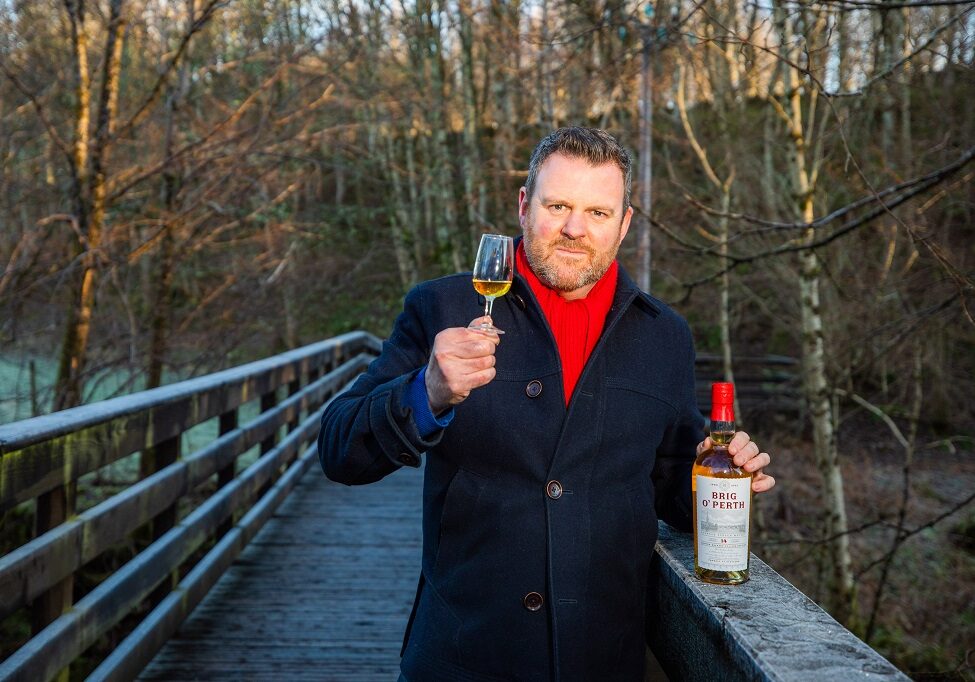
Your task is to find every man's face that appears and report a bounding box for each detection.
[519,153,633,300]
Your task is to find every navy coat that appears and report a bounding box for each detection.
[318,262,704,681]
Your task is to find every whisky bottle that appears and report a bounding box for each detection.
[692,382,753,585]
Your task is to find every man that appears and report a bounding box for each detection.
[319,127,774,681]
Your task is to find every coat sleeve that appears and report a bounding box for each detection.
[318,285,444,485]
[651,319,704,532]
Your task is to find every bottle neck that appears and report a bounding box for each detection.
[710,419,735,445]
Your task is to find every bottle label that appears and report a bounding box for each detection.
[696,475,751,571]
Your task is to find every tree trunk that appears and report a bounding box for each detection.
[147,0,193,390]
[762,107,778,217]
[718,189,740,419]
[776,0,855,623]
[636,30,652,292]
[382,123,419,288]
[835,6,852,92]
[430,0,462,271]
[538,0,555,128]
[53,0,93,411]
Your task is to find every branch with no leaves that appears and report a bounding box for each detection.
[837,389,909,447]
[113,0,228,141]
[683,146,975,233]
[855,489,975,579]
[786,0,975,9]
[824,5,974,97]
[760,516,892,547]
[673,145,975,300]
[0,63,73,166]
[678,4,975,311]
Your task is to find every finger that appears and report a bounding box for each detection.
[752,473,775,493]
[465,367,497,390]
[439,338,498,360]
[458,339,498,357]
[443,364,494,389]
[697,437,711,455]
[462,354,496,372]
[728,431,750,455]
[733,441,760,467]
[743,452,770,473]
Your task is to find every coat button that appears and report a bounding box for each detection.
[398,453,418,466]
[546,480,563,500]
[523,591,544,611]
[525,380,542,398]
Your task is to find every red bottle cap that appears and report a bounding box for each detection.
[711,382,735,423]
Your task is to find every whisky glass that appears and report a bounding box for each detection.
[469,234,514,335]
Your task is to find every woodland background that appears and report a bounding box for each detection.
[1,0,974,678]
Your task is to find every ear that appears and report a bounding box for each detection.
[518,187,529,228]
[618,206,634,244]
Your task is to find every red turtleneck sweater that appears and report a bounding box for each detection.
[516,242,618,406]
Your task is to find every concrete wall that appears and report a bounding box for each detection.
[646,523,909,681]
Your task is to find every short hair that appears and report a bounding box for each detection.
[524,127,633,210]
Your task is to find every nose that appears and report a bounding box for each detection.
[561,210,587,239]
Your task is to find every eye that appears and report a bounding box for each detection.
[550,204,566,213]
[592,210,607,218]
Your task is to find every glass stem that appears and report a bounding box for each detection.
[484,297,494,318]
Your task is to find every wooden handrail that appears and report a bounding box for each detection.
[0,331,380,512]
[0,334,382,681]
[0,355,371,621]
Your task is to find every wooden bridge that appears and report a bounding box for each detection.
[0,335,903,681]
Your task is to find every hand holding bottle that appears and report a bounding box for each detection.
[696,431,775,494]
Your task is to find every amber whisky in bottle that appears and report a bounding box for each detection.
[692,382,753,585]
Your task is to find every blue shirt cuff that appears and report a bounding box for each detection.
[407,367,454,438]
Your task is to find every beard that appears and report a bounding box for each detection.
[523,216,622,293]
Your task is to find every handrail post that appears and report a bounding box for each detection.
[32,483,75,631]
[306,367,320,420]
[143,435,180,606]
[141,436,181,539]
[258,389,280,497]
[33,480,76,681]
[286,378,300,433]
[260,390,279,455]
[216,408,238,538]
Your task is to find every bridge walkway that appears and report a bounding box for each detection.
[140,463,422,681]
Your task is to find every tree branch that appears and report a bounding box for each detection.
[0,63,74,169]
[856,490,975,579]
[676,145,975,298]
[113,0,227,141]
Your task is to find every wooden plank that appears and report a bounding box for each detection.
[0,333,381,512]
[138,452,423,680]
[88,441,322,682]
[0,357,370,621]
